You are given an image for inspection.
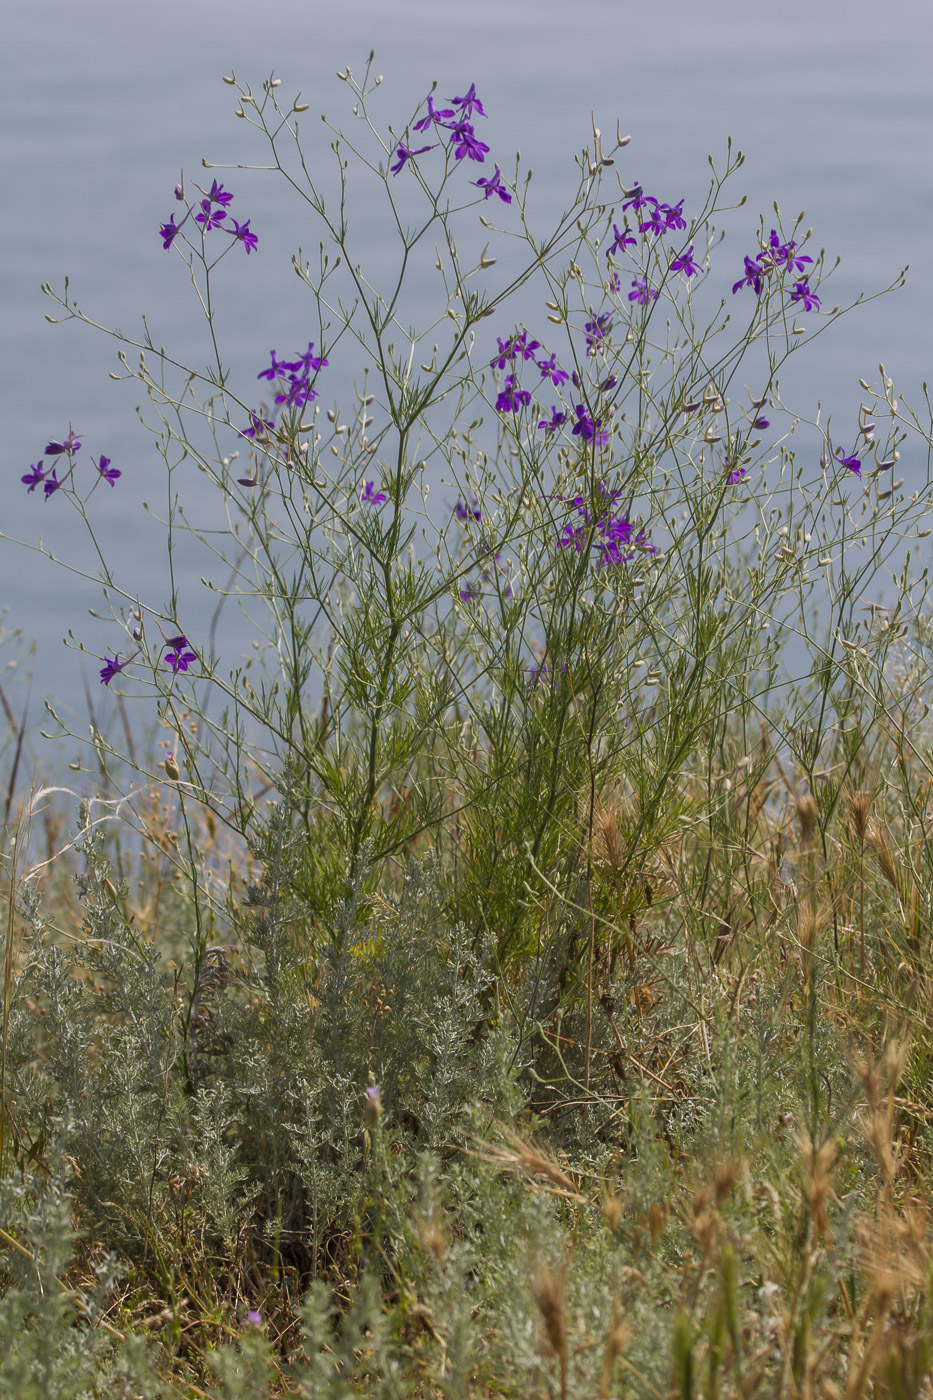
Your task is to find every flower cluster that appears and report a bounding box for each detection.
[21,427,120,499]
[99,633,197,687]
[159,178,258,255]
[392,84,512,202]
[732,228,818,310]
[558,483,654,569]
[257,343,328,411]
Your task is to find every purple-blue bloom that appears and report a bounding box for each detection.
[100,654,130,686]
[160,217,182,250]
[620,185,650,213]
[670,245,701,278]
[536,354,569,388]
[449,83,486,119]
[229,218,258,254]
[165,648,197,673]
[557,482,654,567]
[391,143,434,175]
[789,279,820,312]
[95,455,120,486]
[571,405,610,447]
[204,179,234,207]
[195,198,227,232]
[413,95,456,132]
[239,412,274,440]
[43,471,62,499]
[490,329,540,369]
[495,374,532,413]
[45,428,81,456]
[732,256,764,296]
[628,277,659,306]
[585,313,612,356]
[472,167,511,203]
[21,463,46,493]
[360,480,388,506]
[453,495,482,522]
[446,120,489,164]
[606,222,637,259]
[538,408,568,434]
[827,442,861,475]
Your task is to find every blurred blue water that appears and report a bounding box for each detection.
[2,0,931,749]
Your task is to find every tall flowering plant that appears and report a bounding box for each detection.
[23,54,930,976]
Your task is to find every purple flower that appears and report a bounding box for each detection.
[246,1311,263,1327]
[789,279,820,312]
[449,83,486,119]
[21,462,47,493]
[163,634,189,650]
[360,480,388,506]
[660,199,686,233]
[196,198,227,232]
[727,464,747,484]
[571,405,609,447]
[489,329,540,369]
[607,222,637,259]
[166,649,197,673]
[472,167,511,203]
[239,412,274,440]
[495,374,531,413]
[413,96,456,132]
[258,350,288,382]
[828,443,861,475]
[732,256,764,297]
[229,217,258,254]
[762,230,812,275]
[459,580,480,602]
[453,496,482,522]
[204,179,234,207]
[100,654,130,686]
[628,277,659,306]
[43,471,62,499]
[750,416,770,431]
[556,483,653,567]
[390,143,434,175]
[95,454,121,486]
[160,216,182,250]
[598,375,617,394]
[536,354,569,388]
[607,272,622,294]
[44,428,81,456]
[446,120,490,164]
[670,245,701,278]
[584,313,612,356]
[538,407,568,434]
[621,185,651,213]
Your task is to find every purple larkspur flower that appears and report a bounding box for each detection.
[446,120,489,164]
[160,216,182,249]
[21,462,46,493]
[762,229,812,275]
[165,648,197,673]
[495,374,531,413]
[536,353,569,388]
[538,407,568,434]
[95,454,121,486]
[557,482,654,568]
[413,95,456,132]
[229,217,258,253]
[163,634,189,651]
[449,83,486,119]
[826,442,861,475]
[584,313,612,356]
[670,245,701,277]
[607,222,637,259]
[360,480,388,506]
[732,256,764,296]
[391,143,434,175]
[571,404,609,446]
[239,412,274,440]
[607,272,622,294]
[489,329,540,369]
[789,279,820,312]
[204,179,234,207]
[44,427,81,456]
[472,167,511,203]
[453,495,482,522]
[43,471,62,499]
[196,198,227,232]
[726,462,747,484]
[459,580,480,602]
[100,654,130,686]
[621,185,650,213]
[628,277,659,306]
